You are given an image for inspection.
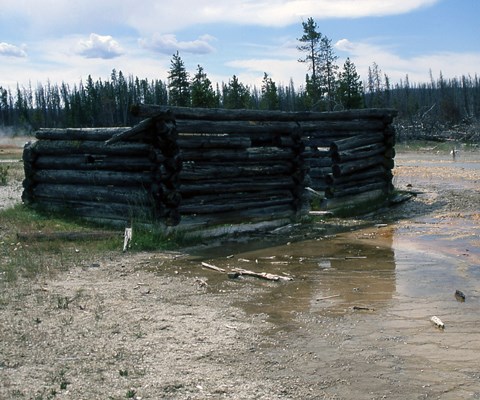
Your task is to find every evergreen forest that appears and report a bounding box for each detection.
[1,18,479,142]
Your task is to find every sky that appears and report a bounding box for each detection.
[0,0,479,93]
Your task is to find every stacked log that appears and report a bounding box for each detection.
[22,126,173,225]
[325,123,396,200]
[301,109,397,195]
[22,105,397,229]
[132,105,308,227]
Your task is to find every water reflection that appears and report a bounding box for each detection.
[198,226,398,325]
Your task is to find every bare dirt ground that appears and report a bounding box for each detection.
[1,145,479,400]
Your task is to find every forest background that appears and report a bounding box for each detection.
[1,18,479,143]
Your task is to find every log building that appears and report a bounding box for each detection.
[22,105,397,231]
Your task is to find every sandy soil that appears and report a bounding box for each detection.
[1,148,479,400]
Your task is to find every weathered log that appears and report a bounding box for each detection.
[33,169,154,186]
[330,134,385,153]
[332,144,387,163]
[34,154,157,172]
[36,127,128,141]
[180,163,293,181]
[176,120,297,134]
[232,268,293,282]
[186,204,295,225]
[180,190,292,204]
[178,135,252,148]
[332,155,394,177]
[180,147,293,162]
[131,104,397,123]
[105,118,154,144]
[326,165,391,185]
[325,181,390,198]
[32,140,153,156]
[179,198,292,214]
[200,262,226,273]
[33,183,154,205]
[180,177,295,195]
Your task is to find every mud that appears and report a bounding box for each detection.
[1,147,479,399]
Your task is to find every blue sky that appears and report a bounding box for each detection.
[0,0,479,92]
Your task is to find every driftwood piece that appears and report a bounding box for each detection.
[430,316,445,329]
[232,268,293,282]
[123,227,133,252]
[200,262,226,273]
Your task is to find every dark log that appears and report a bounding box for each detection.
[179,198,292,214]
[105,118,154,144]
[332,155,394,177]
[33,169,154,186]
[180,163,292,181]
[34,155,156,172]
[326,165,391,185]
[180,190,292,204]
[330,134,385,153]
[185,204,295,225]
[36,127,128,141]
[33,183,154,205]
[176,120,297,134]
[180,147,293,162]
[131,104,397,123]
[180,177,295,195]
[309,166,332,178]
[332,144,387,163]
[325,181,390,198]
[177,135,251,148]
[32,140,153,156]
[304,157,332,168]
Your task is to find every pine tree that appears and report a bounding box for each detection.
[297,17,323,109]
[223,75,251,109]
[319,36,339,110]
[191,65,218,108]
[260,73,279,110]
[168,51,190,107]
[337,58,364,109]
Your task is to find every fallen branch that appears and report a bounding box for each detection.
[316,294,340,301]
[200,262,226,273]
[232,268,293,282]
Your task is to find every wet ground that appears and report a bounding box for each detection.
[1,147,479,399]
[186,148,480,399]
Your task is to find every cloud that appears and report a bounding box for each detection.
[0,42,27,58]
[77,33,124,59]
[334,38,480,84]
[140,34,216,55]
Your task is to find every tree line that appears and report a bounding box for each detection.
[1,17,479,135]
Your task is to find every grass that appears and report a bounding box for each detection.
[0,204,199,283]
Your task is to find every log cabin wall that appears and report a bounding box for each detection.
[22,105,397,228]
